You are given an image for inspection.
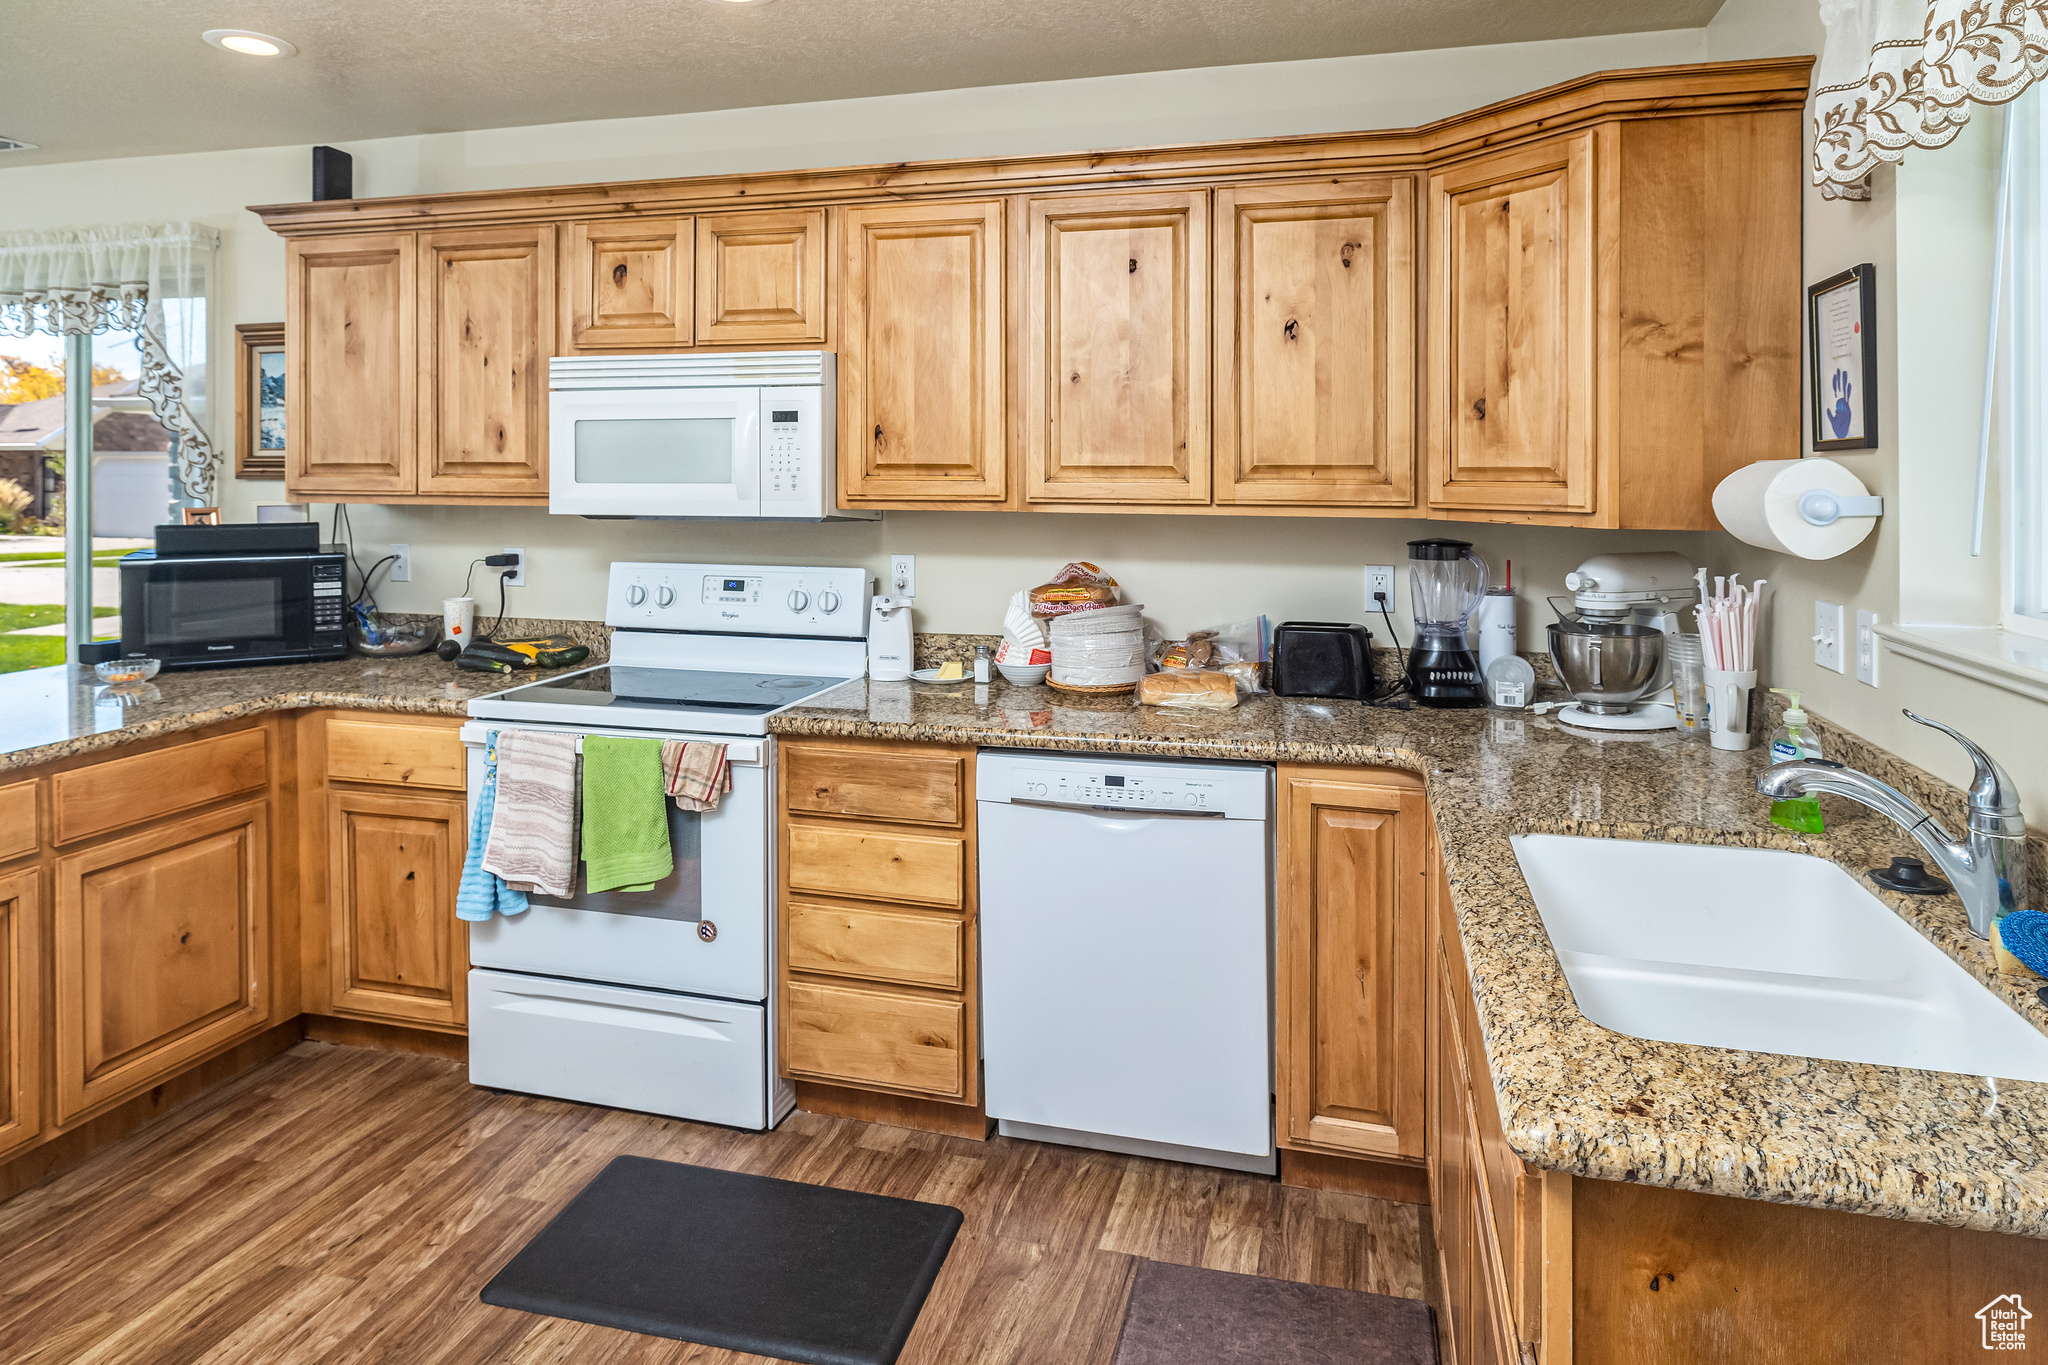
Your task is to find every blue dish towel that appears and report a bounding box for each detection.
[1999,910,2048,977]
[458,730,530,922]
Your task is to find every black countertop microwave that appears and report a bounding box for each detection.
[119,538,348,670]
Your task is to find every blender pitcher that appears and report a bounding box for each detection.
[1406,538,1489,708]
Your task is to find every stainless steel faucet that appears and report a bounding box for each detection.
[1755,711,2029,940]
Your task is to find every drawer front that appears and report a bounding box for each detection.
[0,780,36,862]
[783,745,964,826]
[53,727,269,844]
[787,901,963,990]
[783,980,965,1098]
[787,823,964,909]
[326,718,465,789]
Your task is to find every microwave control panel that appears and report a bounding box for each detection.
[312,561,346,635]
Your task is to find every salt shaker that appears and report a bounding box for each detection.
[973,644,992,683]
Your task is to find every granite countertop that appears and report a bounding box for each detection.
[5,656,2044,1238]
[774,675,2048,1239]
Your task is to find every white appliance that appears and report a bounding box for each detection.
[976,751,1276,1173]
[1551,550,1699,732]
[547,350,876,521]
[462,561,871,1130]
[867,595,913,682]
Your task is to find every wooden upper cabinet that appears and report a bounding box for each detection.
[0,868,40,1164]
[1024,190,1210,504]
[838,201,1006,503]
[1428,132,1599,519]
[417,225,555,498]
[561,216,694,351]
[1214,178,1416,508]
[1276,765,1427,1162]
[286,233,418,496]
[696,208,826,344]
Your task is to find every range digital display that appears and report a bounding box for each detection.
[722,578,746,593]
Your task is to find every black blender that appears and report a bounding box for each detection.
[1405,538,1488,708]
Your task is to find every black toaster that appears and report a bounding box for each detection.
[1270,622,1378,700]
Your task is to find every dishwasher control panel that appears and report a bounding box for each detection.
[985,751,1270,820]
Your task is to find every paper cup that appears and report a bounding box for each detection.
[443,597,477,646]
[1704,668,1758,751]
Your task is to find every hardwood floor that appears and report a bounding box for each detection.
[0,1043,1431,1364]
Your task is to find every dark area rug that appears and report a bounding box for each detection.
[481,1155,963,1365]
[1112,1259,1439,1365]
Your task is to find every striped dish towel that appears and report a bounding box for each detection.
[481,729,580,898]
[660,740,731,812]
[457,731,529,922]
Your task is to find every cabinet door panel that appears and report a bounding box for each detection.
[418,225,555,497]
[1215,178,1416,507]
[0,868,40,1163]
[0,780,36,863]
[1428,133,1597,515]
[287,233,417,495]
[786,823,964,909]
[1277,767,1426,1160]
[1025,190,1210,504]
[782,742,965,827]
[787,901,964,991]
[328,788,467,1027]
[839,201,1006,502]
[53,801,269,1123]
[696,209,826,344]
[562,216,693,350]
[782,980,966,1099]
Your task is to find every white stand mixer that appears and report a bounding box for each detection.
[1547,552,1698,732]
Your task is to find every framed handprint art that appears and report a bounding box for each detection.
[1808,265,1878,452]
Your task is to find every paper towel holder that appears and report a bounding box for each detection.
[1798,488,1883,527]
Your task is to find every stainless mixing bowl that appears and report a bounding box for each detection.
[1547,622,1666,714]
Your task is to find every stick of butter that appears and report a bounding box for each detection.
[936,660,965,681]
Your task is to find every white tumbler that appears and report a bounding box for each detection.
[1474,587,1517,675]
[443,597,477,649]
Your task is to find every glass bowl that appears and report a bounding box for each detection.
[347,614,440,657]
[93,654,160,685]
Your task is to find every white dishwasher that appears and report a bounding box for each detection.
[977,749,1275,1173]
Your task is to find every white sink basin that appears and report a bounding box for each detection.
[1511,834,2048,1082]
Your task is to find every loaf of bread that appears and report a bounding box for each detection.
[1136,669,1238,708]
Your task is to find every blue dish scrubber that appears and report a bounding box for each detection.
[1998,910,2048,976]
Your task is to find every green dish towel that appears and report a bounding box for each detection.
[581,736,674,893]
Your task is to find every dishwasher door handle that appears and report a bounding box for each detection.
[1001,798,1229,819]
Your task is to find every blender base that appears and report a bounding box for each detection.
[1407,646,1487,708]
[1557,702,1678,732]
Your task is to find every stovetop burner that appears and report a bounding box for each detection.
[487,665,851,715]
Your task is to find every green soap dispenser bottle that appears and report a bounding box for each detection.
[1767,688,1825,834]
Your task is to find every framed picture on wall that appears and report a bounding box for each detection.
[1808,264,1878,452]
[234,322,287,479]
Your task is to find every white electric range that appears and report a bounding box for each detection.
[462,561,870,1130]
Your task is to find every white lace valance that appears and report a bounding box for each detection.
[1815,0,2048,199]
[0,222,222,501]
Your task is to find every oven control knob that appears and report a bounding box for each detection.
[787,589,810,613]
[818,590,841,615]
[626,583,647,606]
[656,584,675,607]
[697,920,718,943]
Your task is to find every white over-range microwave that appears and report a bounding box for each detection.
[547,350,875,521]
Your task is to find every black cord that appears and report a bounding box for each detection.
[460,557,487,601]
[482,569,508,641]
[349,555,397,610]
[1365,594,1412,708]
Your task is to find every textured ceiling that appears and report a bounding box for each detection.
[1,0,1724,168]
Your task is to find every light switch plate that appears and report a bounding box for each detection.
[1364,565,1396,609]
[1856,609,1880,686]
[889,555,916,598]
[388,543,409,583]
[1814,600,1846,674]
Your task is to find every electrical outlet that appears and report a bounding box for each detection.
[388,543,409,583]
[1813,600,1845,673]
[1856,609,1881,686]
[889,554,917,598]
[501,548,526,588]
[1364,565,1396,609]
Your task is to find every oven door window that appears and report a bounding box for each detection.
[529,802,703,920]
[140,564,302,656]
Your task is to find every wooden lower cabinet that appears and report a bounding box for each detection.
[326,787,467,1027]
[52,800,270,1124]
[0,868,40,1164]
[1275,765,1427,1162]
[777,738,981,1118]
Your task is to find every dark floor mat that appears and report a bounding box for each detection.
[481,1155,963,1365]
[1112,1259,1439,1365]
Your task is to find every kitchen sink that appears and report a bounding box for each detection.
[1511,834,2048,1082]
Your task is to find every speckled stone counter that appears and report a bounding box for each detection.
[0,655,485,772]
[771,675,2048,1239]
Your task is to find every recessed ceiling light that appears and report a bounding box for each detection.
[201,29,298,57]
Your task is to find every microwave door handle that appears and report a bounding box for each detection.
[736,397,763,508]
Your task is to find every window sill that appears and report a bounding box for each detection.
[1874,624,2048,705]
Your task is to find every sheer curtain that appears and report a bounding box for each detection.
[0,222,222,501]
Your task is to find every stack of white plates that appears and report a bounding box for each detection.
[1050,605,1146,687]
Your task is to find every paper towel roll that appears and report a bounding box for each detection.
[1711,458,1877,559]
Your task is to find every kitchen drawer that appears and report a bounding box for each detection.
[783,744,964,827]
[783,980,966,1099]
[0,780,36,862]
[326,718,465,790]
[52,727,268,844]
[787,900,963,990]
[786,823,964,909]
